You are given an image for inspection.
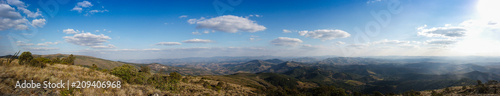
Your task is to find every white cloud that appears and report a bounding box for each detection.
[271,37,303,46]
[188,15,266,33]
[426,39,458,45]
[16,41,33,46]
[71,7,83,12]
[31,19,46,28]
[71,1,107,15]
[63,32,111,46]
[299,29,351,40]
[347,44,369,49]
[71,1,93,12]
[192,31,201,35]
[37,41,60,46]
[91,44,116,49]
[418,25,467,38]
[366,0,382,4]
[372,39,410,44]
[1,0,46,30]
[179,15,188,18]
[63,28,79,34]
[335,41,345,45]
[86,9,108,15]
[282,29,292,33]
[19,8,42,18]
[182,39,213,43]
[77,1,93,8]
[0,4,29,31]
[156,42,182,46]
[6,0,25,7]
[203,30,210,34]
[23,47,59,51]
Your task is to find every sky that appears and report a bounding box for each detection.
[1,0,500,60]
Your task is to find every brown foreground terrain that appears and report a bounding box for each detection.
[0,58,259,95]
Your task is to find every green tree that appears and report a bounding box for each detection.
[169,72,182,81]
[18,51,33,65]
[140,66,151,73]
[111,64,138,83]
[67,54,75,65]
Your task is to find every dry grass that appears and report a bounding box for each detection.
[1,58,261,95]
[0,62,162,95]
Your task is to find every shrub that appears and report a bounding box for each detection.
[169,72,182,81]
[67,54,75,65]
[111,64,138,83]
[30,57,47,68]
[18,51,33,65]
[91,64,98,70]
[140,66,151,73]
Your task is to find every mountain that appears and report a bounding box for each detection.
[317,57,386,65]
[227,60,276,73]
[145,63,217,75]
[37,54,130,69]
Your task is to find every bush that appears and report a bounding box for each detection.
[169,72,182,81]
[18,51,33,65]
[30,57,47,68]
[111,64,138,83]
[140,66,150,73]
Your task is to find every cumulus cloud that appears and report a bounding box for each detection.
[418,25,467,38]
[0,4,29,31]
[156,42,182,46]
[72,1,92,12]
[63,28,79,34]
[425,39,457,45]
[6,0,25,7]
[188,15,266,33]
[182,39,213,43]
[299,29,351,40]
[63,32,111,46]
[283,29,292,33]
[19,8,42,18]
[271,37,303,46]
[31,18,46,28]
[37,41,60,46]
[71,1,107,15]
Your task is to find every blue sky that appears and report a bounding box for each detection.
[1,0,499,60]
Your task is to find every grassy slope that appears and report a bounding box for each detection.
[0,58,260,95]
[0,59,161,95]
[38,54,129,69]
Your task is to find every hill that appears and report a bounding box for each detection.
[0,57,260,95]
[36,54,129,70]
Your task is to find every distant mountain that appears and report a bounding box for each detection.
[227,60,276,73]
[145,63,217,75]
[317,57,386,65]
